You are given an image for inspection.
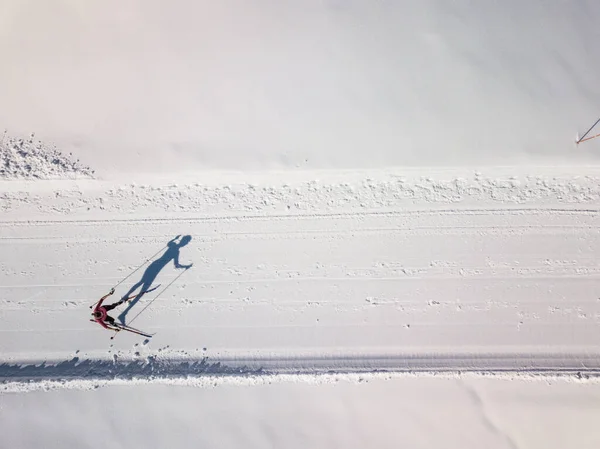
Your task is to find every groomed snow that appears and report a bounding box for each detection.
[3,1,600,448]
[2,167,600,373]
[2,166,600,445]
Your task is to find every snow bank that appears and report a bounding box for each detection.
[2,370,598,395]
[1,353,599,393]
[0,132,94,180]
[2,167,600,220]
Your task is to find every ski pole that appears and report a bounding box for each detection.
[577,118,600,144]
[578,132,600,144]
[89,240,172,309]
[126,267,189,326]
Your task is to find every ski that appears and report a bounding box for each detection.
[121,284,161,302]
[91,284,161,309]
[109,323,154,339]
[89,320,153,339]
[142,284,161,295]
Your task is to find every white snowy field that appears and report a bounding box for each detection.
[3,1,600,447]
[2,167,600,447]
[1,0,600,174]
[3,169,600,369]
[4,376,600,449]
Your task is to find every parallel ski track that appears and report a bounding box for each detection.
[0,205,599,227]
[2,352,600,383]
[1,206,600,382]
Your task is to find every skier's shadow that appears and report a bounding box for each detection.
[117,235,193,325]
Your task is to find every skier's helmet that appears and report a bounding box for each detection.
[92,311,102,319]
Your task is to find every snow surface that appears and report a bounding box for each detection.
[1,1,600,174]
[2,165,600,369]
[3,165,600,447]
[4,376,600,449]
[0,132,94,180]
[3,1,600,448]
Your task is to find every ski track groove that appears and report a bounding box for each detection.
[2,319,600,333]
[3,271,600,290]
[4,297,600,307]
[1,224,599,243]
[0,205,599,227]
[2,203,600,381]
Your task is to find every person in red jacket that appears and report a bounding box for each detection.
[91,288,127,330]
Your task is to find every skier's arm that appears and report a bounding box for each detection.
[173,250,192,269]
[95,288,115,308]
[96,295,108,308]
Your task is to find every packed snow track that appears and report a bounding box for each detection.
[2,179,600,382]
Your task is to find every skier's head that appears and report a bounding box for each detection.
[179,235,192,246]
[92,311,102,319]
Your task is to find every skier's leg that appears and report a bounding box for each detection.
[117,282,152,324]
[139,276,154,295]
[117,301,135,325]
[104,302,120,312]
[121,279,144,301]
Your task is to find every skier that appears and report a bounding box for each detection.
[91,288,128,330]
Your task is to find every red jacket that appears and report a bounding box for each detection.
[92,297,110,329]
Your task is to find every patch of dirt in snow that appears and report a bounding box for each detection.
[0,132,94,180]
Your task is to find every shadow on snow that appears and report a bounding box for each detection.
[0,357,263,382]
[116,234,193,325]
